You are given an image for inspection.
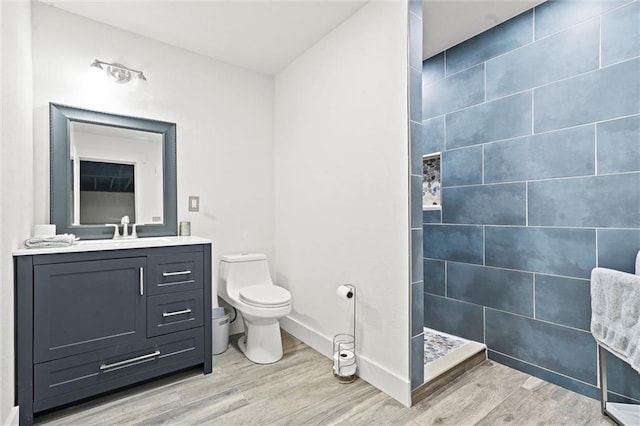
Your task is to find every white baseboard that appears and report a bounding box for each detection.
[281,316,411,407]
[3,405,19,426]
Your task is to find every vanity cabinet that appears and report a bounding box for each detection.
[14,242,212,425]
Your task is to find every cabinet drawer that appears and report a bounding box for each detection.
[147,290,204,337]
[33,329,203,412]
[147,252,203,295]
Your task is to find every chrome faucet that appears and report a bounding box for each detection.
[121,216,130,238]
[105,216,137,239]
[106,224,120,239]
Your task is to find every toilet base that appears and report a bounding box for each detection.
[238,319,284,364]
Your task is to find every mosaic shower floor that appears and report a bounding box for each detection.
[424,328,470,364]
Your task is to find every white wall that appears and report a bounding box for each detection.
[1,1,34,424]
[274,1,410,405]
[31,3,275,302]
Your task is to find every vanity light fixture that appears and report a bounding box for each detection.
[88,59,147,86]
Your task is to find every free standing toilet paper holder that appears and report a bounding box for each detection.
[333,284,356,383]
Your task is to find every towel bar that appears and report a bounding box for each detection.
[598,344,640,426]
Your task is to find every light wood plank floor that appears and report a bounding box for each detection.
[36,332,613,425]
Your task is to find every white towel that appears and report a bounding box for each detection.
[636,251,640,276]
[591,267,640,373]
[24,234,76,248]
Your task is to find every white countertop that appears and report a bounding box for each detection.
[13,236,212,256]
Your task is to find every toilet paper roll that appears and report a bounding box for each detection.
[336,285,353,300]
[333,350,357,376]
[33,224,56,237]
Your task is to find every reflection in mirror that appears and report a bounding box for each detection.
[50,103,177,239]
[70,122,163,225]
[78,160,135,224]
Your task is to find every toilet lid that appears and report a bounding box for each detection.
[239,285,291,308]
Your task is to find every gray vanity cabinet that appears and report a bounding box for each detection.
[15,244,212,426]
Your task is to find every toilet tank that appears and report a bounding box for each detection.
[220,253,273,296]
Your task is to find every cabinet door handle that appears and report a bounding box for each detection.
[139,267,144,296]
[162,270,191,277]
[163,308,192,317]
[100,350,160,371]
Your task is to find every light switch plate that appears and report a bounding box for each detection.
[188,196,200,212]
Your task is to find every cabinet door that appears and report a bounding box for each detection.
[34,257,146,363]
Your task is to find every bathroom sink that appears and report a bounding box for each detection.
[75,237,174,247]
[76,237,172,244]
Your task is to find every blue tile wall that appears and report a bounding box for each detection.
[423,63,485,119]
[421,0,640,401]
[421,116,444,155]
[534,274,592,331]
[423,258,445,296]
[597,229,640,273]
[411,176,423,229]
[442,183,526,225]
[410,121,422,175]
[411,334,424,389]
[446,10,533,76]
[412,281,424,337]
[484,125,595,183]
[410,67,422,123]
[485,227,596,278]
[606,350,640,402]
[534,58,640,133]
[422,52,444,85]
[534,0,628,40]
[423,224,483,264]
[409,11,423,72]
[528,173,640,228]
[445,92,532,149]
[485,309,597,385]
[447,262,533,316]
[424,294,484,342]
[601,1,640,66]
[441,145,482,187]
[597,115,640,174]
[486,19,599,100]
[422,209,441,224]
[411,229,423,283]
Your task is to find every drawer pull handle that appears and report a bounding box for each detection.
[139,267,144,296]
[163,308,192,317]
[163,270,192,277]
[100,350,160,371]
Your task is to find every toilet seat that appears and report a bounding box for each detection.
[239,284,291,308]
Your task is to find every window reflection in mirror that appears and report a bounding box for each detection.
[76,160,135,225]
[70,122,163,226]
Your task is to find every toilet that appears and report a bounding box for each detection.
[219,253,292,364]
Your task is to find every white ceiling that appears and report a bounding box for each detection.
[42,0,542,75]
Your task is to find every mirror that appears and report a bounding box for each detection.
[50,103,177,239]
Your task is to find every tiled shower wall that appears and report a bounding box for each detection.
[409,0,425,390]
[421,0,640,401]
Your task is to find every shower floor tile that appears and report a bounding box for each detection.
[424,328,468,364]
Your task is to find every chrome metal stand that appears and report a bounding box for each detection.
[599,344,640,426]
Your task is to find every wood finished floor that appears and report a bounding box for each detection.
[36,332,613,426]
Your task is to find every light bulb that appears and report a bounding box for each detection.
[85,61,106,86]
[129,72,147,92]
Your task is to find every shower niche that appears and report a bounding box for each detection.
[422,153,441,210]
